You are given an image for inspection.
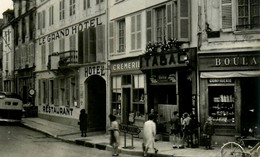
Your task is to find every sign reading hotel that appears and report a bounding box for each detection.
[140,52,187,70]
[111,59,140,72]
[38,16,103,45]
[85,65,105,77]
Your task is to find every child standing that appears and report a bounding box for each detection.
[203,117,215,149]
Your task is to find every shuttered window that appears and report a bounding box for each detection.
[155,7,166,42]
[96,24,105,61]
[70,35,76,50]
[146,10,153,43]
[41,45,46,69]
[131,14,142,50]
[221,0,233,30]
[237,0,260,29]
[54,78,59,105]
[42,10,45,29]
[118,19,125,53]
[70,0,76,16]
[49,41,54,54]
[83,27,96,63]
[59,38,65,52]
[59,0,65,20]
[38,12,41,30]
[49,6,54,26]
[177,0,190,41]
[109,22,115,54]
[50,80,54,104]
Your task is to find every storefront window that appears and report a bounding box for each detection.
[133,74,145,117]
[209,86,235,124]
[112,76,121,116]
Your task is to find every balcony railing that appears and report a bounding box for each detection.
[59,50,78,66]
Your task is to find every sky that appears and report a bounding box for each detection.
[0,0,13,19]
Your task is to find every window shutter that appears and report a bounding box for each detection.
[46,80,49,104]
[42,10,45,29]
[177,0,190,41]
[131,16,136,50]
[221,0,233,30]
[166,2,173,40]
[96,24,105,61]
[54,78,58,105]
[88,27,96,62]
[136,14,141,49]
[38,80,41,105]
[83,28,89,63]
[146,10,153,43]
[109,22,115,54]
[78,30,83,64]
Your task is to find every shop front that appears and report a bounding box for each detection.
[140,48,197,136]
[198,51,260,142]
[110,57,146,128]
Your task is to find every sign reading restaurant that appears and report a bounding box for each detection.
[38,16,103,45]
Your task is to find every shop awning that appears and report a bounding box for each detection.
[200,71,260,78]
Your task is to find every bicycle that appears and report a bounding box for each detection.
[220,136,260,157]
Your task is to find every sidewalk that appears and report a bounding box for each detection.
[21,118,221,157]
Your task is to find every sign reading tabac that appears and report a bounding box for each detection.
[140,52,188,70]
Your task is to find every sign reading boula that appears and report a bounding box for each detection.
[85,65,105,77]
[215,57,258,66]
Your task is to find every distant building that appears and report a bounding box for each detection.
[12,0,36,104]
[0,18,4,91]
[1,9,14,93]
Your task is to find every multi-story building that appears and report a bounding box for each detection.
[198,0,260,143]
[12,0,36,104]
[35,0,108,131]
[0,18,4,91]
[2,9,14,93]
[108,0,198,139]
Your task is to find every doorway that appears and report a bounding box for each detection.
[85,75,106,132]
[122,88,130,124]
[241,77,260,135]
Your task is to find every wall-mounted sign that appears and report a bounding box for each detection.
[38,16,103,45]
[140,52,188,70]
[199,53,260,71]
[111,58,140,73]
[208,78,234,84]
[42,105,73,116]
[28,88,36,96]
[150,73,176,84]
[85,65,105,77]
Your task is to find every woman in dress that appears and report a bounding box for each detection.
[109,114,120,156]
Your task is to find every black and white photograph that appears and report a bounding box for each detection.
[0,0,259,157]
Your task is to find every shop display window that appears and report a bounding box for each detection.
[112,76,121,116]
[132,74,145,117]
[208,86,235,124]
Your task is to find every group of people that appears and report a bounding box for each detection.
[170,111,199,148]
[78,109,215,156]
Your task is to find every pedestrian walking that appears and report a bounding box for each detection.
[143,114,158,157]
[189,113,199,148]
[108,114,120,156]
[203,116,215,149]
[182,112,192,148]
[78,109,87,137]
[170,111,182,148]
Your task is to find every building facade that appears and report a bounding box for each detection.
[2,10,14,93]
[35,0,108,130]
[12,0,36,104]
[198,0,260,143]
[108,0,199,139]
